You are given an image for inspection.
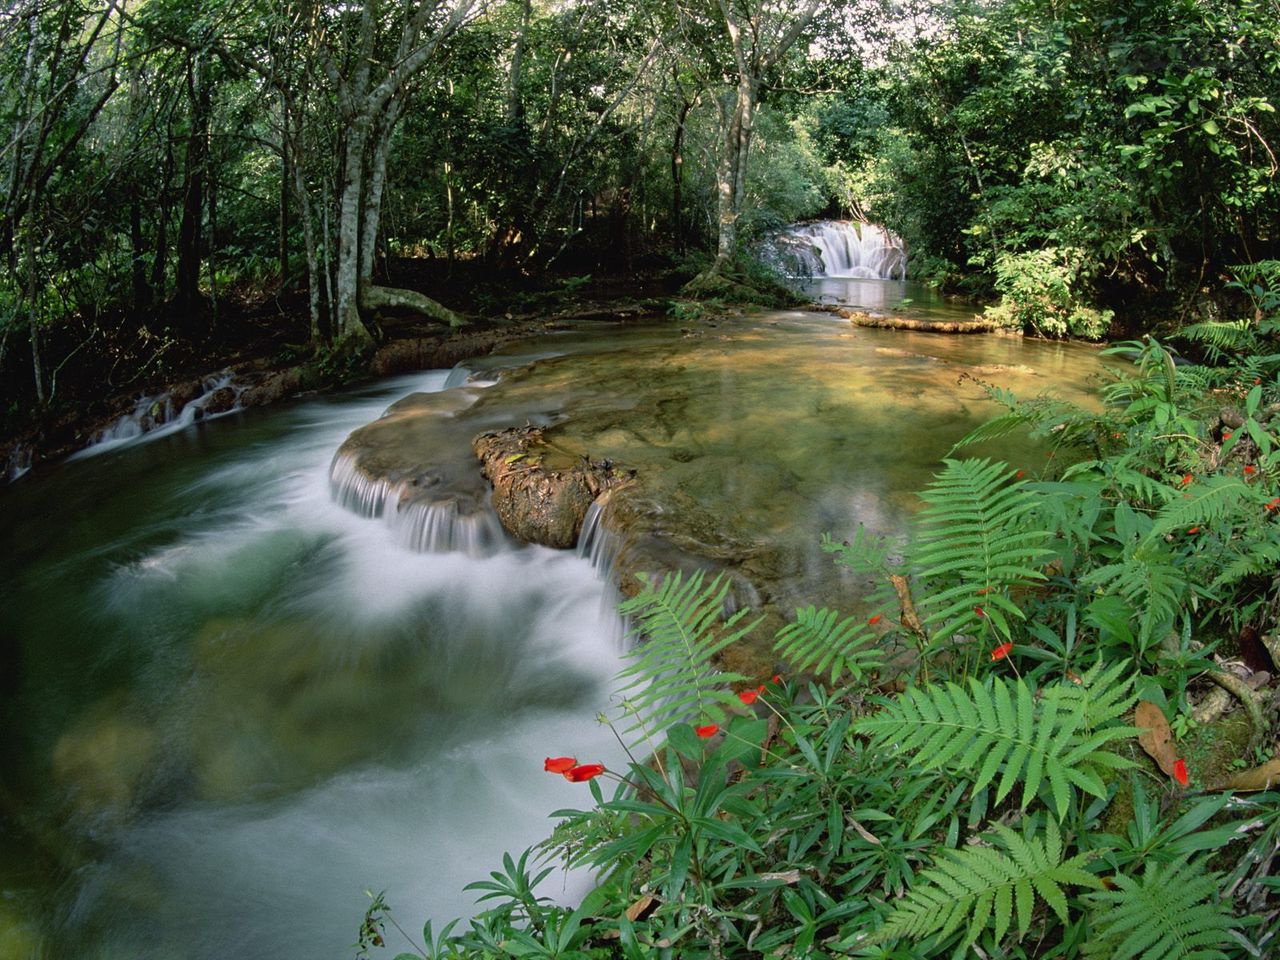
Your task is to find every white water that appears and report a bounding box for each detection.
[764,220,907,280]
[37,370,629,959]
[73,372,246,461]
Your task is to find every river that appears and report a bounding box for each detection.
[0,282,1108,958]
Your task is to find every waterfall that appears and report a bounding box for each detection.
[763,220,907,280]
[75,373,245,459]
[329,451,507,558]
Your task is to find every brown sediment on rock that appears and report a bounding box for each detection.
[473,425,628,549]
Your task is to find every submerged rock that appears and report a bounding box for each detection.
[473,426,626,549]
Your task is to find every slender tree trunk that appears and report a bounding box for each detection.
[26,196,43,405]
[176,55,210,311]
[130,186,150,308]
[334,119,371,346]
[672,95,693,255]
[279,119,290,284]
[292,163,322,344]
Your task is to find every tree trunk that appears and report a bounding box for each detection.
[278,119,290,285]
[176,55,210,311]
[672,95,693,255]
[334,120,373,348]
[26,196,43,405]
[129,186,150,309]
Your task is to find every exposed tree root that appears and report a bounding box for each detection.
[362,284,464,328]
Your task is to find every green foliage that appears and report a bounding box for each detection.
[1085,857,1239,960]
[614,571,756,732]
[913,458,1052,643]
[773,605,883,685]
[869,819,1100,948]
[981,248,1113,339]
[855,666,1137,820]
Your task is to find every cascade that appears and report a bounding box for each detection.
[77,373,245,458]
[763,220,907,280]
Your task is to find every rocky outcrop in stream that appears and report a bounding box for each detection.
[473,426,628,549]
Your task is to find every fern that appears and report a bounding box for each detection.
[871,820,1100,947]
[1148,476,1249,539]
[913,459,1053,641]
[615,571,758,733]
[773,606,884,685]
[1085,857,1239,959]
[854,674,1137,819]
[1083,546,1189,651]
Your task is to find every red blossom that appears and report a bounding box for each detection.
[1180,474,1192,487]
[868,615,882,625]
[695,724,719,738]
[771,674,782,684]
[544,757,577,773]
[563,763,606,782]
[1188,526,1200,534]
[1265,498,1280,511]
[974,605,986,618]
[990,642,1014,661]
[738,688,761,705]
[1015,470,1025,479]
[1173,758,1189,787]
[1245,465,1257,477]
[1224,431,1233,440]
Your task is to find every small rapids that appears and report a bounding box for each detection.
[0,368,627,960]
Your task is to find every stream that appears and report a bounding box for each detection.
[0,282,1109,959]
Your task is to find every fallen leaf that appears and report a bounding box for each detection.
[1135,700,1179,778]
[758,870,802,884]
[1218,756,1280,792]
[625,894,659,922]
[504,453,527,465]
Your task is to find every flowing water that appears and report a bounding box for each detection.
[0,287,1110,959]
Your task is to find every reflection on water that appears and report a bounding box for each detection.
[0,299,1110,959]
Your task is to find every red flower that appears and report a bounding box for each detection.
[695,724,719,738]
[1015,470,1025,479]
[1265,498,1280,511]
[1180,474,1192,487]
[1254,378,1262,385]
[1173,758,1189,787]
[563,763,606,782]
[1188,526,1200,534]
[1245,465,1257,477]
[771,674,782,684]
[974,605,986,618]
[1224,431,1233,440]
[544,756,577,773]
[868,614,882,625]
[990,641,1014,661]
[738,688,761,705]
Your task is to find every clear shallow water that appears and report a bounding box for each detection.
[0,293,1110,958]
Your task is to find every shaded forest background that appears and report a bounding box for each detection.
[2,0,1278,435]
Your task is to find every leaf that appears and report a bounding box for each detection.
[1135,700,1178,778]
[504,452,527,464]
[1217,756,1280,792]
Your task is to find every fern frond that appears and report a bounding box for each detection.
[1148,476,1249,538]
[874,820,1100,947]
[773,606,885,685]
[1212,535,1280,588]
[854,675,1137,819]
[1085,857,1238,959]
[1083,545,1188,648]
[1051,660,1140,730]
[1178,319,1253,353]
[615,571,757,733]
[913,459,1053,641]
